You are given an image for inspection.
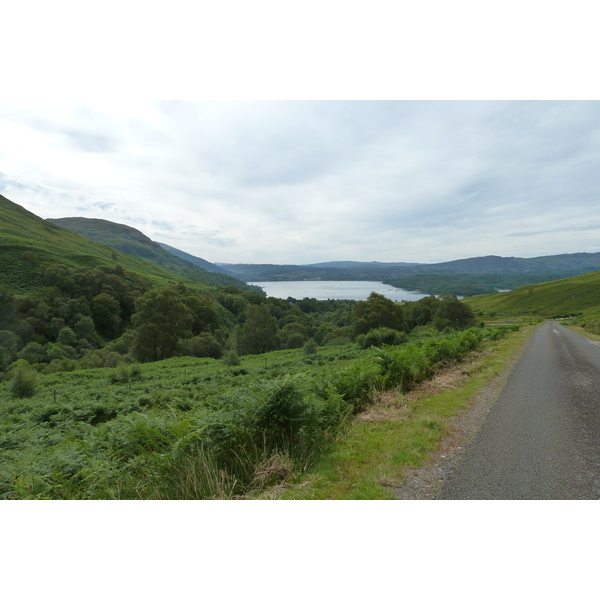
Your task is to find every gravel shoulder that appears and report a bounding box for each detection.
[392,335,531,500]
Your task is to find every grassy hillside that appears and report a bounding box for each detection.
[0,194,195,293]
[464,269,600,320]
[47,217,257,291]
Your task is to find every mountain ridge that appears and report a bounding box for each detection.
[0,193,255,293]
[47,216,257,292]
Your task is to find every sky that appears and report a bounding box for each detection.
[2,99,600,266]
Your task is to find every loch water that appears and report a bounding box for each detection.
[248,280,431,302]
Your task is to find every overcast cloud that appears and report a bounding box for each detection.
[1,100,600,265]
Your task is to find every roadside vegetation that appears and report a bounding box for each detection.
[0,324,518,499]
[277,323,534,499]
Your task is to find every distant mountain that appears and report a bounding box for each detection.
[158,243,235,276]
[216,263,350,281]
[409,253,600,273]
[219,252,600,296]
[306,261,422,268]
[46,217,257,292]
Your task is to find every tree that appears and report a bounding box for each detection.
[432,296,478,331]
[0,286,15,328]
[222,349,241,367]
[132,288,193,362]
[184,295,220,335]
[0,330,19,370]
[92,293,121,338]
[18,342,47,364]
[57,326,77,347]
[406,296,440,330]
[74,316,97,345]
[351,292,405,336]
[361,327,407,348]
[281,322,308,349]
[238,304,280,355]
[10,364,39,398]
[181,333,223,359]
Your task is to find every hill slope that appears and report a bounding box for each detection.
[158,243,235,275]
[464,270,600,318]
[0,194,197,293]
[47,217,256,291]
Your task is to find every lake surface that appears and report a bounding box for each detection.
[248,280,431,302]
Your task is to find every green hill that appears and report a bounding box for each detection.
[47,217,256,291]
[464,270,600,322]
[0,194,198,293]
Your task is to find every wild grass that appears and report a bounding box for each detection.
[0,326,518,499]
[276,324,534,500]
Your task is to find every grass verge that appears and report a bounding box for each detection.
[267,323,539,500]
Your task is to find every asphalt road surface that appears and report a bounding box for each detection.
[441,322,600,499]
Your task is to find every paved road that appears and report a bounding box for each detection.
[441,322,600,499]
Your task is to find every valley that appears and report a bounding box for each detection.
[3,191,600,499]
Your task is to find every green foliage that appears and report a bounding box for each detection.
[432,295,478,331]
[57,326,77,347]
[10,365,39,398]
[351,292,405,336]
[222,349,241,367]
[359,327,407,348]
[180,333,223,359]
[18,342,47,364]
[92,293,122,338]
[108,364,143,384]
[0,325,518,499]
[238,304,280,355]
[132,288,193,362]
[303,339,318,356]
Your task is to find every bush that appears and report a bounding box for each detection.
[362,327,407,348]
[10,365,39,398]
[181,334,223,359]
[222,350,241,367]
[303,339,318,356]
[254,378,312,451]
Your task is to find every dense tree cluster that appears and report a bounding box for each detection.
[0,264,480,375]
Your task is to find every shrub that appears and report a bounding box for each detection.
[254,378,312,450]
[10,365,39,398]
[222,350,241,367]
[181,333,223,359]
[362,327,407,348]
[303,339,318,356]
